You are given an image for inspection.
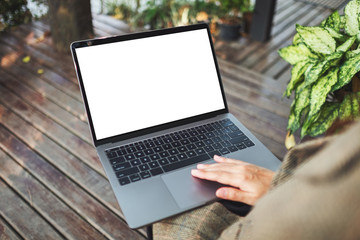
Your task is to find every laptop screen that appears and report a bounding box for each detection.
[74,27,225,141]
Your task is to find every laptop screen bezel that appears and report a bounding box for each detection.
[71,23,229,147]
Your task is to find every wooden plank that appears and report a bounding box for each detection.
[0,150,108,240]
[0,215,22,240]
[92,14,130,33]
[92,18,127,36]
[0,87,103,176]
[261,8,332,77]
[0,24,78,84]
[241,4,324,70]
[0,41,82,102]
[271,2,308,36]
[0,71,92,144]
[2,63,85,122]
[229,107,288,158]
[0,126,146,239]
[218,58,287,95]
[0,98,146,236]
[0,178,64,240]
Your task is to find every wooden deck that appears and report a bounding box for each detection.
[215,0,337,83]
[0,0,338,238]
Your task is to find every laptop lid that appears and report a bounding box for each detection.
[71,24,228,147]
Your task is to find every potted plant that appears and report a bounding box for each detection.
[279,0,360,141]
[216,0,251,41]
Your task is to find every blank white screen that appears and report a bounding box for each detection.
[75,29,225,140]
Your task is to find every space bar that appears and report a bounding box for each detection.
[163,154,211,173]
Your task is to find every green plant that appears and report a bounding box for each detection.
[279,0,360,138]
[216,0,252,24]
[107,1,135,22]
[0,0,32,31]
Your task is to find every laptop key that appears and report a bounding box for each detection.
[106,151,117,159]
[177,153,187,160]
[124,153,136,161]
[139,164,150,171]
[162,154,210,173]
[208,150,221,158]
[236,143,247,150]
[136,144,146,151]
[149,161,160,168]
[134,151,145,158]
[169,149,179,155]
[140,156,151,163]
[140,171,151,179]
[204,145,214,152]
[228,131,244,138]
[195,141,206,148]
[186,144,196,150]
[159,151,169,158]
[130,159,141,166]
[228,146,238,152]
[150,167,164,176]
[150,154,160,161]
[144,149,154,155]
[127,147,137,153]
[158,159,169,166]
[117,149,127,156]
[195,148,205,155]
[119,177,130,186]
[219,148,230,155]
[110,156,125,165]
[229,136,249,144]
[178,146,187,152]
[163,143,172,150]
[189,137,199,142]
[153,146,163,152]
[116,167,139,178]
[168,156,178,163]
[130,174,141,182]
[113,162,131,172]
[244,140,255,147]
[171,141,181,148]
[186,151,196,158]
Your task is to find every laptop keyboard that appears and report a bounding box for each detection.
[105,118,255,186]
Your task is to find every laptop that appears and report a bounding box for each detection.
[70,23,281,229]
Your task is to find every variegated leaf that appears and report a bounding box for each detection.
[278,43,318,65]
[304,52,342,87]
[344,0,360,36]
[339,94,354,119]
[324,27,344,40]
[309,68,339,118]
[304,103,340,137]
[284,61,312,97]
[345,49,360,59]
[336,36,356,52]
[351,92,360,118]
[293,33,302,45]
[332,54,360,92]
[296,25,336,55]
[288,83,311,133]
[321,11,341,31]
[339,92,360,120]
[304,93,360,137]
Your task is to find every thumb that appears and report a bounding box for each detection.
[216,187,254,205]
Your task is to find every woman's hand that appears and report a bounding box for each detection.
[191,155,275,205]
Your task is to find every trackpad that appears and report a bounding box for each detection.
[162,166,223,209]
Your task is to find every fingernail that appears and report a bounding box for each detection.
[197,164,205,169]
[216,189,226,198]
[191,169,199,175]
